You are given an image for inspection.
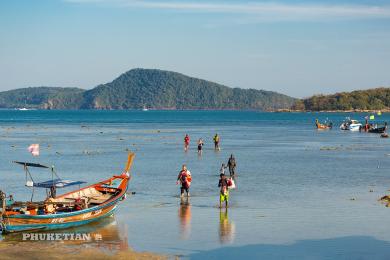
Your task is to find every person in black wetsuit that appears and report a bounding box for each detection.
[227,154,236,177]
[197,138,204,154]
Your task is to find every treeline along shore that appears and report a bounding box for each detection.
[0,68,389,112]
[290,88,390,112]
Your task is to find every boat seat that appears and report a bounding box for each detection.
[58,187,103,201]
[88,199,107,204]
[87,193,112,204]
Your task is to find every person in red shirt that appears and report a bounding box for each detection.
[177,164,192,198]
[184,134,190,151]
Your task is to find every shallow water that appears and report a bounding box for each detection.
[0,110,390,259]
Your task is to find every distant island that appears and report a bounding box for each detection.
[1,68,388,112]
[292,88,390,112]
[0,69,296,110]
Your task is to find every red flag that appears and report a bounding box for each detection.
[28,144,39,156]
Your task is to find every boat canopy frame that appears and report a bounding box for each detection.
[12,161,86,201]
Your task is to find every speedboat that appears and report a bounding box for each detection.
[340,119,362,131]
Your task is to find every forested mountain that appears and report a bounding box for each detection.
[80,69,296,110]
[293,87,390,111]
[0,69,296,110]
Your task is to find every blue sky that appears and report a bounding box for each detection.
[0,0,390,97]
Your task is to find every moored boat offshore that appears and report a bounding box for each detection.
[315,119,333,130]
[367,122,388,133]
[340,119,362,131]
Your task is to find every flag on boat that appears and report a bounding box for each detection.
[369,115,375,120]
[28,144,39,156]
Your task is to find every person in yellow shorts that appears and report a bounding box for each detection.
[218,174,229,208]
[213,133,220,150]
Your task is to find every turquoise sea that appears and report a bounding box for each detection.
[1,110,390,259]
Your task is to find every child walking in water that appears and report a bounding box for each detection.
[197,138,204,155]
[177,164,192,198]
[220,163,227,175]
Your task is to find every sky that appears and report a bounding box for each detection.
[0,0,390,97]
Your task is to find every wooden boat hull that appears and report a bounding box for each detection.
[315,120,332,130]
[368,127,386,134]
[2,199,121,233]
[316,124,331,130]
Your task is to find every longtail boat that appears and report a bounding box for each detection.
[315,119,332,130]
[0,153,135,233]
[367,122,388,134]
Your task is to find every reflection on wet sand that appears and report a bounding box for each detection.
[0,217,165,259]
[0,243,164,260]
[178,198,192,240]
[219,209,235,244]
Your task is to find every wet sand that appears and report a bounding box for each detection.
[0,242,166,260]
[190,236,390,259]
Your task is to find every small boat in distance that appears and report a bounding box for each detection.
[0,153,135,233]
[340,118,362,131]
[315,119,332,130]
[142,106,149,111]
[15,108,37,111]
[368,122,387,134]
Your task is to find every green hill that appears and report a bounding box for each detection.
[0,69,296,110]
[0,87,84,109]
[293,87,390,111]
[81,69,296,110]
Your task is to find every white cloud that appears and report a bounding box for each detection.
[63,0,390,20]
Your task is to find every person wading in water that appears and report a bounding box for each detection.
[227,154,237,178]
[220,163,227,176]
[218,174,229,208]
[184,134,190,151]
[177,164,192,198]
[213,134,220,151]
[197,138,204,155]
